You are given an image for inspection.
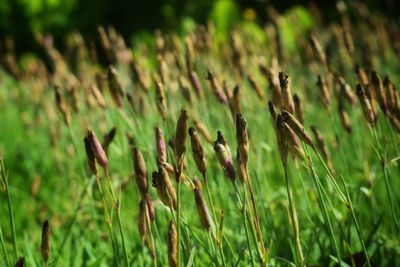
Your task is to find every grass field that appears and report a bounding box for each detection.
[0,4,400,267]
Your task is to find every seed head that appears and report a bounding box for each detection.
[102,126,117,154]
[207,70,228,104]
[193,119,212,144]
[236,113,249,164]
[247,75,265,99]
[317,75,331,111]
[153,167,177,210]
[155,81,167,120]
[155,127,167,163]
[138,200,148,241]
[370,71,388,115]
[278,72,295,113]
[133,147,148,196]
[40,220,50,265]
[87,129,108,171]
[281,110,314,149]
[293,94,304,124]
[175,108,189,166]
[193,178,213,231]
[276,114,289,166]
[189,127,207,175]
[189,70,204,97]
[214,140,236,182]
[107,66,124,107]
[356,83,376,125]
[84,137,97,175]
[168,221,178,267]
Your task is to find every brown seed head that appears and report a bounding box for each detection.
[84,137,97,175]
[236,113,249,164]
[268,101,277,129]
[41,220,50,264]
[317,75,332,111]
[276,114,289,166]
[155,81,167,120]
[193,119,212,144]
[189,127,207,175]
[168,221,178,267]
[175,108,189,166]
[155,127,167,163]
[87,129,108,171]
[133,147,148,196]
[370,71,388,115]
[107,66,124,107]
[279,72,295,113]
[248,75,265,99]
[214,140,236,182]
[281,110,314,149]
[189,70,204,97]
[293,94,304,124]
[356,83,376,125]
[193,178,213,231]
[102,126,117,153]
[15,257,25,267]
[207,70,228,104]
[138,200,148,241]
[154,166,177,210]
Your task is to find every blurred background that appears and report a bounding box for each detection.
[0,0,399,54]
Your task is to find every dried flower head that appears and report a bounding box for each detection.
[189,127,207,175]
[133,147,148,196]
[279,72,295,113]
[175,108,189,166]
[189,70,204,97]
[317,75,332,111]
[155,127,167,164]
[87,129,109,171]
[293,94,304,124]
[193,119,212,144]
[155,81,168,120]
[138,200,148,241]
[102,126,117,154]
[152,167,177,210]
[193,178,213,231]
[41,220,50,265]
[370,71,388,115]
[356,83,376,125]
[84,137,97,175]
[168,221,178,267]
[236,113,249,164]
[281,110,314,149]
[214,139,236,182]
[206,70,228,104]
[247,75,265,100]
[276,114,289,166]
[107,66,124,107]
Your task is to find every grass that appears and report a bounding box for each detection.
[0,3,400,266]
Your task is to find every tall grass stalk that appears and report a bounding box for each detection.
[0,158,18,264]
[283,166,304,267]
[371,126,399,231]
[105,171,130,266]
[0,225,9,267]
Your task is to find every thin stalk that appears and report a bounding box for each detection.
[339,174,371,267]
[145,207,157,267]
[244,165,266,258]
[202,172,227,266]
[207,232,219,266]
[233,181,255,267]
[284,166,304,267]
[371,127,399,231]
[53,175,95,266]
[94,174,119,266]
[0,225,10,267]
[0,159,18,263]
[304,150,342,266]
[176,174,182,267]
[152,221,166,265]
[105,171,130,266]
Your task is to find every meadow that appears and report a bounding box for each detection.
[0,3,400,267]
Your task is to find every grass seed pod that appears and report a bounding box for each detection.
[185,36,194,73]
[153,167,177,210]
[247,75,265,99]
[54,86,71,125]
[337,76,355,105]
[41,220,50,266]
[279,72,295,114]
[15,257,25,267]
[311,126,330,161]
[293,94,304,124]
[236,113,249,164]
[281,110,314,149]
[155,127,167,163]
[383,76,398,112]
[90,84,107,109]
[370,71,388,115]
[236,150,246,184]
[189,127,207,175]
[206,70,228,104]
[317,75,332,111]
[87,129,108,171]
[175,108,189,167]
[133,147,148,196]
[179,75,193,103]
[356,83,376,125]
[309,35,327,67]
[354,65,369,87]
[145,194,156,221]
[338,102,352,133]
[193,179,213,231]
[107,66,124,107]
[138,200,148,241]
[228,85,241,119]
[84,137,97,175]
[168,221,178,267]
[213,140,236,182]
[155,81,168,120]
[189,70,204,97]
[194,119,212,144]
